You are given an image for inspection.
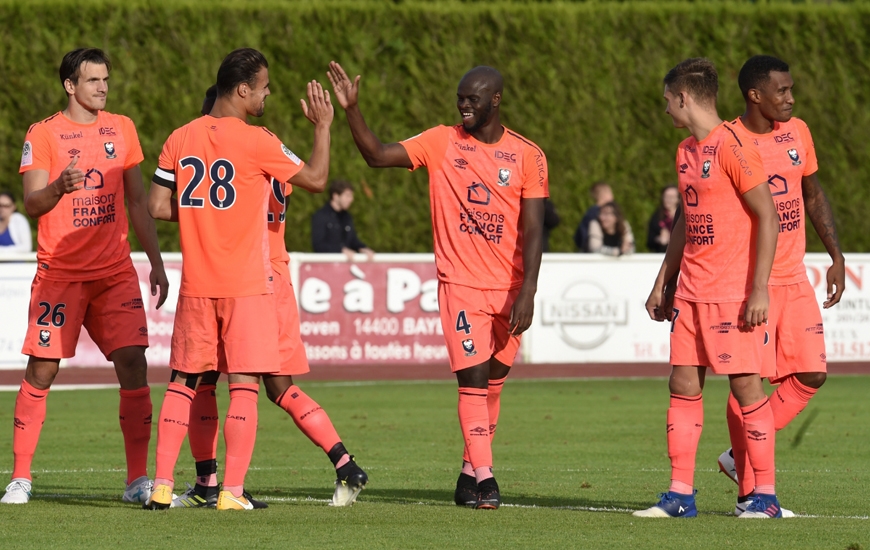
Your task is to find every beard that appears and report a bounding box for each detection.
[462,102,493,134]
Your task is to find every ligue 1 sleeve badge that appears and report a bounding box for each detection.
[787,149,802,165]
[104,142,117,159]
[701,160,712,178]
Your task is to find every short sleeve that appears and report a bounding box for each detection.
[255,128,305,184]
[720,131,766,195]
[400,125,449,171]
[795,119,819,177]
[19,123,54,174]
[282,181,294,196]
[120,116,145,169]
[520,144,548,198]
[152,131,179,191]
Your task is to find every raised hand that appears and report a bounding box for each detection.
[300,80,334,128]
[327,61,360,110]
[56,156,85,194]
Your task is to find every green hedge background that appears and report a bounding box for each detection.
[1,0,868,253]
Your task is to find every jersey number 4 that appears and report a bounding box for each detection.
[455,310,472,334]
[179,157,237,209]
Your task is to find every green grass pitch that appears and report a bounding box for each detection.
[0,375,868,549]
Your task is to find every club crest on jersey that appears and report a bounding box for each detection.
[104,142,116,159]
[38,330,51,347]
[787,148,802,165]
[497,168,511,187]
[701,160,712,178]
[462,339,477,357]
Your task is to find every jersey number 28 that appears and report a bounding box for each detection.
[179,157,237,210]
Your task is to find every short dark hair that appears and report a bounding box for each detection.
[201,84,218,116]
[59,48,111,89]
[329,179,353,197]
[738,55,790,99]
[664,58,718,106]
[216,48,268,98]
[0,190,15,203]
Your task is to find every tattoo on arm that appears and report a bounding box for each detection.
[803,175,842,258]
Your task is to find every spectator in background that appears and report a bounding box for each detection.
[586,201,634,256]
[0,191,32,253]
[311,179,374,261]
[543,198,560,252]
[574,181,613,251]
[646,185,680,253]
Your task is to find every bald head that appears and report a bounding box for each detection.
[457,66,503,137]
[459,66,503,94]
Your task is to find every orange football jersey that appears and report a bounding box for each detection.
[674,123,769,303]
[401,125,548,290]
[153,116,304,297]
[19,111,143,281]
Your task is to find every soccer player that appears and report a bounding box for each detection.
[327,61,548,509]
[143,48,333,510]
[169,85,367,509]
[715,55,845,514]
[637,58,782,518]
[2,48,169,505]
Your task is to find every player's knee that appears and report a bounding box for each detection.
[456,362,489,389]
[668,369,702,397]
[263,375,292,403]
[795,371,826,389]
[25,358,60,390]
[109,345,147,370]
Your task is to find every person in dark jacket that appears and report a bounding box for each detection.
[311,179,374,260]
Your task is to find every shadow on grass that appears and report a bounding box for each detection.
[261,486,642,512]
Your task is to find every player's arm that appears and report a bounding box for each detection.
[645,210,685,321]
[147,183,177,222]
[327,61,412,169]
[510,197,545,335]
[289,81,334,193]
[742,182,779,326]
[802,172,845,308]
[125,165,169,309]
[22,158,84,218]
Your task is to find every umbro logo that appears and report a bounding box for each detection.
[679,163,688,174]
[68,148,81,156]
[718,353,731,362]
[747,429,767,441]
[454,158,468,170]
[469,426,488,436]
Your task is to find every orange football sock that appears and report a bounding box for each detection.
[741,398,776,492]
[667,394,703,492]
[189,384,219,462]
[189,384,219,486]
[462,376,507,464]
[223,383,259,496]
[726,392,755,497]
[11,380,49,481]
[770,375,817,432]
[276,385,342,458]
[154,382,196,488]
[118,386,152,484]
[458,387,492,483]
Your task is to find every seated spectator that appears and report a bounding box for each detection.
[574,181,613,251]
[646,185,679,253]
[0,191,31,254]
[586,201,634,256]
[543,198,560,252]
[311,179,374,261]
